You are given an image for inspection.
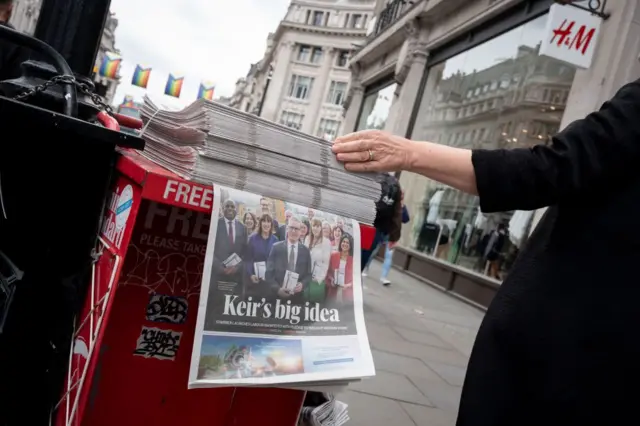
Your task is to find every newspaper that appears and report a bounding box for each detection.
[189,185,375,388]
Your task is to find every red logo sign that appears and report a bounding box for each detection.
[550,18,596,56]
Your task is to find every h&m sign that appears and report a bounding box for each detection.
[540,3,602,69]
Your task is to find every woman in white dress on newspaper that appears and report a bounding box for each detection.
[305,218,332,303]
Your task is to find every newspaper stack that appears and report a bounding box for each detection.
[139,97,382,225]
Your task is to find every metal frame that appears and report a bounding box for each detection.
[555,0,610,20]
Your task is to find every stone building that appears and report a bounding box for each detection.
[342,0,640,307]
[230,0,376,139]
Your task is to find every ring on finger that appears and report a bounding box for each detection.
[368,149,374,162]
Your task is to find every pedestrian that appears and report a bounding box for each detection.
[360,172,402,286]
[363,190,409,285]
[0,0,29,83]
[332,79,640,425]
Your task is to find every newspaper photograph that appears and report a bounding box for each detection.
[189,185,375,387]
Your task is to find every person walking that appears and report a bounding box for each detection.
[360,173,402,286]
[364,190,410,285]
[332,79,640,425]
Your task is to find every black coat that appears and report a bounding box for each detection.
[458,80,640,425]
[265,240,312,303]
[212,218,247,286]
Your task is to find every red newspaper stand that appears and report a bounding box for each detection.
[54,150,376,426]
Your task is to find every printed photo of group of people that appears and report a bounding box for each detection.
[203,187,359,335]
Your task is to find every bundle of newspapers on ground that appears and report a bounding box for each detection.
[139,96,382,224]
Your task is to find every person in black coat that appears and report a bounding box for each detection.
[212,199,247,294]
[332,80,640,426]
[265,215,312,304]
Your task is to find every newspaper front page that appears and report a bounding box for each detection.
[189,185,375,387]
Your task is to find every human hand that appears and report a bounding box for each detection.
[294,283,303,294]
[388,241,398,249]
[332,130,414,172]
[344,282,353,289]
[250,275,259,284]
[278,288,291,298]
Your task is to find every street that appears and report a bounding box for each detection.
[341,261,484,426]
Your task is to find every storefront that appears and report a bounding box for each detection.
[355,78,397,131]
[345,0,637,307]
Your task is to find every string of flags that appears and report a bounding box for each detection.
[95,52,216,101]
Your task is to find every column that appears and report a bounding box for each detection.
[530,0,640,235]
[260,41,296,122]
[342,77,364,134]
[302,47,335,135]
[387,22,429,137]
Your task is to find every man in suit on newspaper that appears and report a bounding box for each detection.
[212,199,247,295]
[265,215,312,304]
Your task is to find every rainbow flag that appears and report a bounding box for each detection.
[197,82,215,100]
[164,74,184,98]
[99,52,121,79]
[131,65,151,88]
[122,95,135,107]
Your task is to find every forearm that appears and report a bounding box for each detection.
[406,141,478,195]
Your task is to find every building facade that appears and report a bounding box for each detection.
[9,1,121,104]
[344,0,640,307]
[230,0,376,139]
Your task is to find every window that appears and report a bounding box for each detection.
[326,81,348,105]
[317,119,341,140]
[287,75,314,100]
[336,50,349,67]
[297,45,323,64]
[312,10,324,26]
[400,13,577,282]
[311,47,323,64]
[356,82,396,131]
[297,45,311,62]
[350,14,365,29]
[280,111,304,130]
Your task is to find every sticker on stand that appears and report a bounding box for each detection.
[146,294,188,324]
[115,184,134,230]
[133,326,182,361]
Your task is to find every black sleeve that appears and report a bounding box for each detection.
[472,80,640,213]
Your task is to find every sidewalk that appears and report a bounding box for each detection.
[341,261,485,426]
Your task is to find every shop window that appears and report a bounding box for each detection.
[400,13,577,282]
[355,81,396,131]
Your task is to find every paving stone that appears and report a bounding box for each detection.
[391,325,450,349]
[368,331,468,367]
[423,360,468,387]
[338,391,417,426]
[349,370,433,406]
[371,349,443,382]
[409,376,463,413]
[400,401,457,426]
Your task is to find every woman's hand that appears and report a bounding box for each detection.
[332,130,415,172]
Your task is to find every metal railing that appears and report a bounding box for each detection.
[372,0,416,38]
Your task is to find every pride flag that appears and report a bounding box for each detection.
[164,74,184,98]
[99,52,121,79]
[122,95,135,107]
[197,82,215,100]
[131,65,152,88]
